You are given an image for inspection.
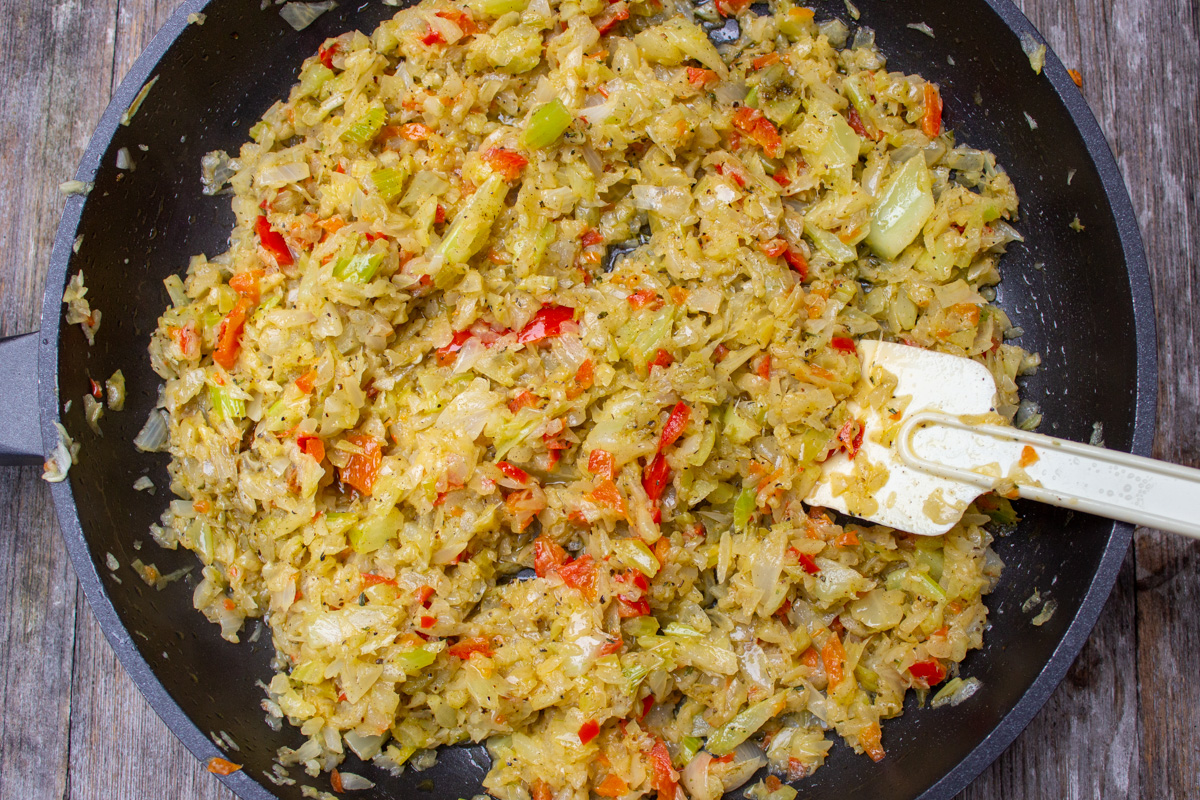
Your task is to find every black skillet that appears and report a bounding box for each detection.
[0,0,1156,798]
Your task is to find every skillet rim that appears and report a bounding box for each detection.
[35,1,1157,798]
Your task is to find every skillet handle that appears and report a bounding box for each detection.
[0,332,44,466]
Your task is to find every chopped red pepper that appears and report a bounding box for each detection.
[732,107,783,158]
[642,453,671,503]
[420,24,445,46]
[822,633,845,688]
[755,353,772,380]
[578,719,600,745]
[447,636,494,659]
[647,348,674,371]
[592,1,629,34]
[922,83,943,138]
[508,390,542,414]
[318,42,339,70]
[298,434,325,463]
[400,122,433,141]
[331,770,344,793]
[558,555,597,601]
[340,433,382,495]
[909,658,947,686]
[419,615,436,628]
[627,288,663,310]
[416,585,435,607]
[360,572,397,588]
[255,216,293,267]
[497,461,530,484]
[596,774,628,798]
[782,246,808,278]
[588,449,616,480]
[616,595,651,618]
[597,636,624,656]
[847,107,872,140]
[228,270,263,303]
[534,535,569,578]
[686,66,718,87]
[517,305,575,344]
[859,722,886,762]
[797,552,820,575]
[568,358,594,399]
[435,204,446,224]
[295,369,318,394]
[714,0,751,16]
[647,739,678,800]
[483,147,528,181]
[772,168,791,187]
[713,162,747,188]
[831,336,856,354]
[712,343,729,362]
[207,757,242,776]
[588,478,628,517]
[436,329,473,366]
[658,402,690,452]
[581,229,605,248]
[89,379,103,400]
[213,297,254,370]
[835,528,860,547]
[837,420,865,460]
[435,8,478,34]
[752,52,781,69]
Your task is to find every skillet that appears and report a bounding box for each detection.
[0,0,1156,798]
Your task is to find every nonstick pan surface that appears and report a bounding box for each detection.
[20,0,1156,798]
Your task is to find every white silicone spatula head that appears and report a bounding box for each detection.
[805,341,999,535]
[806,341,1200,539]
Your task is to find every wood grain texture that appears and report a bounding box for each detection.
[0,0,1195,798]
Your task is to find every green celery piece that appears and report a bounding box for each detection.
[341,103,387,144]
[663,622,703,638]
[678,736,703,764]
[796,426,834,463]
[723,405,759,445]
[349,508,401,554]
[371,167,409,202]
[477,0,528,14]
[614,539,660,577]
[439,174,510,264]
[522,99,573,149]
[885,567,948,603]
[804,221,858,264]
[758,64,802,127]
[854,662,881,693]
[744,85,760,109]
[208,384,245,421]
[865,155,936,260]
[299,62,335,97]
[334,251,384,283]
[733,487,756,531]
[396,644,437,674]
[706,691,789,756]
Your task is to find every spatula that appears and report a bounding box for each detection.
[806,341,1200,538]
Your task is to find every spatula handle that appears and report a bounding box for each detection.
[896,411,1200,539]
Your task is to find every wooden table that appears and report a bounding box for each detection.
[0,1,1195,798]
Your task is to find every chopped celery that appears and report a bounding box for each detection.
[341,103,387,144]
[865,155,935,260]
[299,62,335,97]
[663,622,704,638]
[522,99,573,149]
[208,384,245,421]
[913,539,945,581]
[474,0,527,14]
[977,494,1018,526]
[614,539,660,577]
[796,426,834,463]
[744,85,760,109]
[723,405,759,445]
[325,512,357,534]
[706,691,789,756]
[334,251,384,283]
[803,221,858,264]
[623,617,660,640]
[679,736,703,764]
[395,644,438,674]
[733,487,756,531]
[371,167,409,202]
[511,221,555,271]
[349,508,401,554]
[885,567,948,603]
[854,662,881,693]
[439,174,510,263]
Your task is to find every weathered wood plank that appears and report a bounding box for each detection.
[68,592,239,800]
[0,0,121,798]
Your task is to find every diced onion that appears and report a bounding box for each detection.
[134,409,170,452]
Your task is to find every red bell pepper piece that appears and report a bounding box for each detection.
[255,216,293,267]
[642,453,671,502]
[658,402,690,452]
[517,305,575,345]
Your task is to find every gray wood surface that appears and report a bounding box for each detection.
[0,0,1195,798]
